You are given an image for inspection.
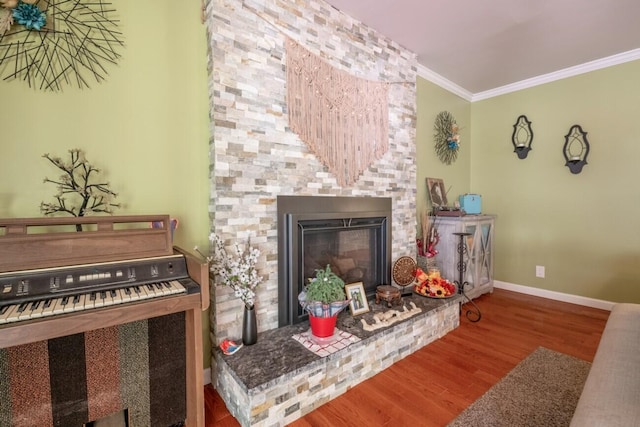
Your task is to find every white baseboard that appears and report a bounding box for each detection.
[493,280,616,311]
[203,367,211,385]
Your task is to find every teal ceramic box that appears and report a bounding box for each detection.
[459,194,482,214]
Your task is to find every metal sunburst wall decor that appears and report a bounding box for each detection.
[434,111,460,165]
[0,0,123,91]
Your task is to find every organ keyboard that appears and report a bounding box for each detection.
[0,215,209,427]
[0,254,198,325]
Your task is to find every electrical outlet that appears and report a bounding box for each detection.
[536,265,545,278]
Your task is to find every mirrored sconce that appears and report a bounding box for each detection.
[563,124,590,174]
[511,115,533,159]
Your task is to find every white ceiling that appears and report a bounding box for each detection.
[325,0,640,99]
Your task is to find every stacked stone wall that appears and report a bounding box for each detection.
[206,0,417,344]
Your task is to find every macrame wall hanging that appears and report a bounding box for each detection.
[286,37,389,187]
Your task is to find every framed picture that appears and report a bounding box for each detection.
[345,282,369,316]
[426,177,447,207]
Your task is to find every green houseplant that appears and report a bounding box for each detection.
[299,265,350,337]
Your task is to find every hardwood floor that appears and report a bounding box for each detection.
[204,288,609,426]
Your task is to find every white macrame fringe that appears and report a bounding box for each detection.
[286,37,389,186]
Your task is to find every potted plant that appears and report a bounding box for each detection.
[299,265,350,337]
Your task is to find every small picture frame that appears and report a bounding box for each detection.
[426,177,447,207]
[345,282,369,316]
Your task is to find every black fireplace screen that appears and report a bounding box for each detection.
[277,196,391,326]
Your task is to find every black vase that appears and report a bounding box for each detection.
[242,304,257,345]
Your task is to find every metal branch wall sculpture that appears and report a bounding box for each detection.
[0,0,124,91]
[40,149,121,230]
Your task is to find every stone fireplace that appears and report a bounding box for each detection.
[207,0,418,344]
[277,195,392,326]
[206,3,449,424]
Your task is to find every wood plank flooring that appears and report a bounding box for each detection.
[204,288,610,426]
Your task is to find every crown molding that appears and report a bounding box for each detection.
[416,64,473,101]
[418,48,640,103]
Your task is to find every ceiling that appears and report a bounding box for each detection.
[325,0,640,99]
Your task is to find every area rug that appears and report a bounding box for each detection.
[447,347,591,427]
[292,328,360,357]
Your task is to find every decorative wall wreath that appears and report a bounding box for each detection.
[0,0,123,91]
[392,256,417,287]
[433,111,460,165]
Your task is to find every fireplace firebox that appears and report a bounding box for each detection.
[277,196,392,326]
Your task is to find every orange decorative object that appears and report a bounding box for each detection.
[427,267,441,278]
[414,276,457,298]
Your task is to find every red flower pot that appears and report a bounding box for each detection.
[309,314,337,338]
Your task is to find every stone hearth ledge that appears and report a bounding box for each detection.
[212,294,462,426]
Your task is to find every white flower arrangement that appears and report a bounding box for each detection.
[197,234,262,308]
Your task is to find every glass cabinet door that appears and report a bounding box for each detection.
[463,224,477,287]
[478,222,493,285]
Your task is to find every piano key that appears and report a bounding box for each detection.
[168,280,187,294]
[41,299,55,317]
[62,296,75,313]
[155,284,168,296]
[4,304,22,323]
[111,289,124,305]
[85,292,96,309]
[51,298,65,315]
[0,305,10,324]
[122,287,132,302]
[0,305,17,324]
[145,284,157,298]
[130,286,143,301]
[68,294,82,312]
[147,284,162,298]
[27,300,46,319]
[93,291,105,308]
[18,300,42,320]
[137,285,152,300]
[104,290,114,306]
[17,302,33,320]
[76,294,88,310]
[154,282,170,296]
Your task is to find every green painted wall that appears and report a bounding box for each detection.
[0,1,212,366]
[419,60,640,304]
[470,60,640,303]
[416,78,471,234]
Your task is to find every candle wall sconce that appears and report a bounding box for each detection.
[511,115,534,159]
[563,124,590,174]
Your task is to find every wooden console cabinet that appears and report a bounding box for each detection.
[435,215,495,300]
